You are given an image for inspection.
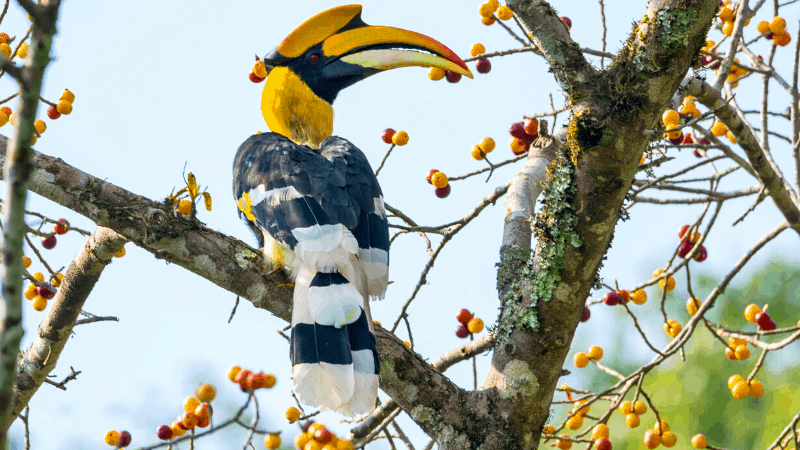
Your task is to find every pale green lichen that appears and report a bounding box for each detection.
[410,405,443,434]
[496,360,540,400]
[438,425,470,449]
[655,6,698,48]
[403,384,419,403]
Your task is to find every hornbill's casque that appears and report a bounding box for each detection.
[232,4,472,416]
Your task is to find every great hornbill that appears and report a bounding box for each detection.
[232,4,471,416]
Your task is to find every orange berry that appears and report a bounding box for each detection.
[728,336,746,348]
[565,414,583,430]
[428,67,446,81]
[183,396,200,412]
[265,434,282,450]
[591,424,609,440]
[757,21,771,34]
[479,3,494,18]
[618,289,630,302]
[471,145,485,161]
[711,121,727,136]
[734,344,750,360]
[724,346,737,360]
[722,21,734,36]
[619,401,634,415]
[470,43,486,57]
[295,433,311,449]
[654,420,670,433]
[479,137,496,153]
[431,172,448,189]
[194,403,211,420]
[496,5,513,20]
[114,247,126,258]
[56,100,73,115]
[634,400,647,415]
[744,304,760,323]
[392,131,409,146]
[33,119,46,134]
[181,411,199,429]
[104,430,121,446]
[749,379,764,398]
[263,373,276,388]
[662,109,680,126]
[336,440,354,450]
[587,345,603,360]
[691,434,708,449]
[170,421,186,437]
[253,60,268,79]
[687,297,701,315]
[644,430,661,449]
[659,276,676,292]
[60,89,75,103]
[33,272,45,282]
[631,289,647,305]
[32,296,47,311]
[775,30,792,47]
[285,406,301,423]
[728,374,745,389]
[556,435,572,450]
[573,352,589,368]
[227,365,242,382]
[24,284,37,301]
[726,130,737,144]
[543,424,555,435]
[467,317,484,333]
[770,16,787,34]
[573,399,590,416]
[718,7,734,22]
[0,43,11,58]
[661,431,677,447]
[626,413,641,428]
[731,380,750,399]
[481,16,495,25]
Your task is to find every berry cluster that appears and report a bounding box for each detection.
[250,58,268,83]
[717,2,750,37]
[154,384,217,441]
[676,224,708,262]
[572,345,603,368]
[744,303,777,330]
[619,400,649,428]
[723,336,750,360]
[471,137,495,161]
[292,420,354,450]
[426,169,450,198]
[381,128,409,146]
[455,308,484,338]
[757,16,792,46]
[642,421,678,449]
[103,430,132,448]
[48,89,75,119]
[727,374,764,399]
[227,365,276,391]
[477,0,512,26]
[652,268,676,292]
[509,118,538,155]
[0,32,10,58]
[600,288,646,307]
[24,272,62,312]
[469,43,492,74]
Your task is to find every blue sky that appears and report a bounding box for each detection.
[2,1,799,449]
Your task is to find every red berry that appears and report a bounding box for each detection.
[523,118,540,138]
[766,32,774,40]
[249,71,265,83]
[668,131,683,145]
[314,427,332,444]
[41,235,56,249]
[509,122,526,140]
[693,245,707,262]
[476,58,491,74]
[156,425,172,440]
[234,369,252,386]
[435,184,451,198]
[595,438,612,450]
[47,105,60,120]
[53,224,67,234]
[426,169,440,184]
[681,132,694,145]
[381,128,396,144]
[560,16,572,29]
[445,70,461,83]
[581,306,591,322]
[457,308,473,324]
[247,372,266,390]
[693,149,703,158]
[677,224,690,239]
[455,323,470,338]
[302,421,315,433]
[36,285,54,299]
[511,139,531,155]
[119,431,132,447]
[677,240,694,258]
[755,311,777,330]
[602,291,622,306]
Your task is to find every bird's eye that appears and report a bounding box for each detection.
[310,53,320,63]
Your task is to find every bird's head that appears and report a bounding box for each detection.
[263,4,472,104]
[259,4,472,147]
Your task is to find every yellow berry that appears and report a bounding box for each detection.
[744,304,760,323]
[543,424,555,435]
[496,5,513,20]
[21,255,31,269]
[392,131,409,146]
[24,284,37,300]
[295,433,311,449]
[471,145,485,161]
[728,336,746,348]
[479,3,494,18]
[634,400,647,415]
[665,129,682,140]
[177,199,192,215]
[591,424,609,440]
[718,7,734,22]
[170,421,187,437]
[662,109,680,126]
[626,413,641,428]
[659,276,676,292]
[0,43,11,58]
[16,43,28,59]
[33,272,45,282]
[728,374,745,389]
[32,119,46,134]
[734,344,750,360]
[565,414,583,430]
[661,431,677,448]
[654,420,670,433]
[644,430,661,449]
[265,433,282,450]
[285,406,301,423]
[184,396,200,412]
[428,67,446,81]
[481,16,495,26]
[60,89,75,103]
[631,289,647,305]
[195,383,216,402]
[725,346,737,360]
[50,273,63,287]
[573,399,590,417]
[722,21,734,36]
[573,352,589,368]
[687,297,701,315]
[711,121,727,136]
[479,137,496,153]
[486,0,500,12]
[431,171,448,189]
[0,112,7,127]
[114,247,126,258]
[104,430,121,446]
[770,16,787,34]
[470,43,486,57]
[32,296,47,311]
[619,401,633,415]
[227,365,242,382]
[468,317,484,333]
[336,440,354,450]
[749,379,764,398]
[587,345,603,360]
[56,100,73,115]
[756,21,771,34]
[253,60,268,79]
[731,381,750,399]
[691,434,708,449]
[556,435,573,450]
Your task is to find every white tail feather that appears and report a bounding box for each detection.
[293,362,355,412]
